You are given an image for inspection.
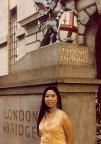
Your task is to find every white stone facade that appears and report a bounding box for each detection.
[0,0,8,76]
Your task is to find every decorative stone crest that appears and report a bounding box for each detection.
[33,0,78,46]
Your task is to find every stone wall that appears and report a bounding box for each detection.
[0,42,100,144]
[0,81,97,144]
[17,0,37,22]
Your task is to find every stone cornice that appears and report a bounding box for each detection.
[0,75,101,95]
[18,12,48,29]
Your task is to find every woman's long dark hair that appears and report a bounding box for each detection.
[37,86,62,135]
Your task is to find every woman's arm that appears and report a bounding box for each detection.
[61,112,74,144]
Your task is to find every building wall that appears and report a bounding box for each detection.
[0,0,8,76]
[17,0,36,22]
[10,0,17,9]
[16,0,41,61]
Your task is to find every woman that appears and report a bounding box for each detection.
[37,86,74,144]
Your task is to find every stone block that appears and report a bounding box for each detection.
[10,0,17,9]
[0,0,8,39]
[25,25,39,36]
[85,5,96,16]
[75,34,85,47]
[25,34,36,45]
[0,78,99,144]
[37,31,44,42]
[17,0,37,22]
[78,24,85,35]
[66,1,75,9]
[11,42,95,78]
[25,41,41,53]
[78,10,89,25]
[76,0,96,10]
[0,46,8,76]
[62,93,96,144]
[0,35,7,45]
[96,0,101,15]
[25,1,36,18]
[16,28,25,38]
[17,6,26,23]
[17,41,26,60]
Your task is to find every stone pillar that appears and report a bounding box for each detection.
[0,42,100,144]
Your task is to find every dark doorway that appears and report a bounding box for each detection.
[95,25,101,124]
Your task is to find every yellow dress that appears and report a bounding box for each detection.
[39,109,67,144]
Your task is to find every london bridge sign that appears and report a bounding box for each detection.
[4,109,37,138]
[0,95,40,144]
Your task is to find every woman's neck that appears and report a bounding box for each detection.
[48,107,58,113]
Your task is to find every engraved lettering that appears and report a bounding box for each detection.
[67,48,68,53]
[26,111,31,122]
[10,123,14,133]
[13,110,17,120]
[67,57,68,61]
[5,122,9,132]
[60,56,62,61]
[19,110,24,121]
[4,109,8,119]
[70,48,72,53]
[19,125,23,135]
[62,47,65,52]
[15,124,17,134]
[60,47,88,64]
[32,111,38,123]
[8,109,12,119]
[3,109,39,138]
[32,127,37,138]
[25,126,30,137]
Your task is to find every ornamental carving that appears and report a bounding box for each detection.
[33,0,78,46]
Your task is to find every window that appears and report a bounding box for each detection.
[9,7,18,65]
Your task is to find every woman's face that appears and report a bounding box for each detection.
[45,90,58,108]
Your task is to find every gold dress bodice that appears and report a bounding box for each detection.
[39,110,67,144]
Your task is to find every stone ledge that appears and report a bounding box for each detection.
[0,82,98,96]
[0,68,101,88]
[0,64,96,88]
[0,35,7,45]
[0,75,100,95]
[16,28,25,39]
[18,12,48,29]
